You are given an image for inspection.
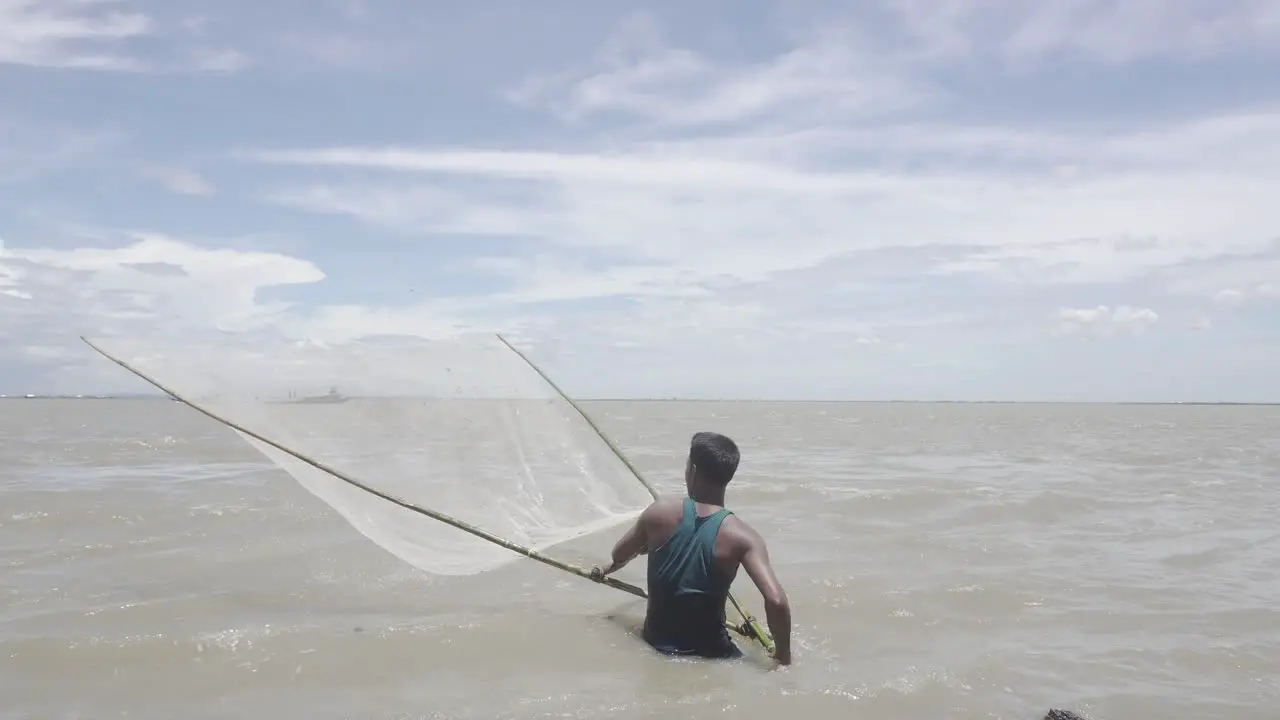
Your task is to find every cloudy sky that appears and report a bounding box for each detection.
[1,0,1278,401]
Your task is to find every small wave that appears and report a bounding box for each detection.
[188,502,253,517]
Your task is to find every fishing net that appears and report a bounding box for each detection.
[83,333,656,576]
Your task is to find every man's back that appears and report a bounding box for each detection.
[640,497,743,657]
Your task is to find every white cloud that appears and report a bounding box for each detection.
[286,303,476,345]
[0,233,501,383]
[1214,288,1246,308]
[0,0,248,73]
[0,0,152,71]
[0,250,32,300]
[887,0,1280,66]
[249,146,900,193]
[507,15,921,128]
[1209,282,1280,310]
[1159,248,1280,300]
[0,234,324,338]
[247,109,1280,298]
[1055,305,1159,336]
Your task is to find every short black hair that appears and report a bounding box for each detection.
[689,431,739,486]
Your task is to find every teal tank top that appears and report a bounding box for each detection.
[642,497,740,658]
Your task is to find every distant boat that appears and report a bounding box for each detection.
[289,386,348,404]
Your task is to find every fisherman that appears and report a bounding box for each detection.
[591,431,792,666]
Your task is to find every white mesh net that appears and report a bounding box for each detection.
[84,333,655,576]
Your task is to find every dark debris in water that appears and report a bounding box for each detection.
[1045,711,1088,720]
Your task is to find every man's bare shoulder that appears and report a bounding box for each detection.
[639,497,684,521]
[720,512,766,547]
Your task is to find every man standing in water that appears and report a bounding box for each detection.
[591,431,792,666]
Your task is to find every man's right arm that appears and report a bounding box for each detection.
[738,527,792,665]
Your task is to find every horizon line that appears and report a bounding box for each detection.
[1,394,1277,406]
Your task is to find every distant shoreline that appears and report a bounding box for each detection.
[0,395,1276,406]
